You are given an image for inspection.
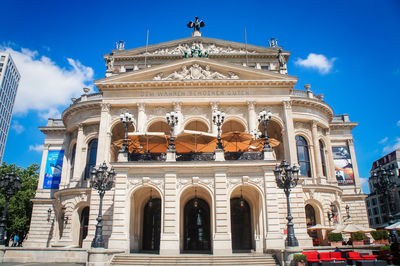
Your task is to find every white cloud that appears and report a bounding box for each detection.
[11,121,24,134]
[379,137,388,144]
[397,120,400,126]
[295,53,336,74]
[359,177,370,194]
[0,46,94,118]
[382,137,400,154]
[29,144,43,152]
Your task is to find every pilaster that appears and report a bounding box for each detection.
[59,133,71,188]
[96,103,111,164]
[263,169,284,249]
[282,101,297,164]
[137,103,146,133]
[160,171,179,255]
[247,101,256,133]
[347,139,362,192]
[173,102,183,135]
[311,121,323,181]
[72,124,85,185]
[325,129,337,184]
[108,169,130,251]
[213,168,232,255]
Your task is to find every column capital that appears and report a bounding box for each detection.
[101,103,110,112]
[137,102,145,111]
[283,100,292,109]
[311,120,318,128]
[247,101,256,110]
[210,101,219,110]
[347,138,354,146]
[173,101,182,111]
[78,123,84,131]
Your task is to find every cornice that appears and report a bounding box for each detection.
[54,187,92,199]
[302,184,343,195]
[291,98,334,120]
[97,79,297,90]
[62,100,102,124]
[329,122,358,130]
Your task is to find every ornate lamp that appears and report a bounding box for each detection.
[257,110,272,150]
[212,110,225,150]
[119,112,133,153]
[371,165,398,243]
[166,112,179,151]
[91,162,115,248]
[0,171,22,245]
[274,160,300,247]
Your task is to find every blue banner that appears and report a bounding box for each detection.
[43,150,64,189]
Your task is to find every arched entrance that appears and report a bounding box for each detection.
[142,198,161,252]
[231,197,252,251]
[79,206,89,248]
[183,198,211,252]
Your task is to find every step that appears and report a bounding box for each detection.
[111,254,279,266]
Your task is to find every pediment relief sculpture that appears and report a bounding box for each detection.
[140,41,257,57]
[153,64,239,81]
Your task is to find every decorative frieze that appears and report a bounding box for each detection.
[153,64,239,81]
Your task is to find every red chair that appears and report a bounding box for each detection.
[330,252,346,261]
[302,251,319,266]
[319,252,334,261]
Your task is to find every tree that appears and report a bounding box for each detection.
[0,162,39,245]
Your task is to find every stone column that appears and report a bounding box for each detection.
[247,101,256,133]
[311,121,323,180]
[96,103,111,164]
[137,103,146,133]
[59,134,71,189]
[160,171,180,255]
[72,124,85,185]
[347,139,362,191]
[210,102,219,135]
[108,168,130,251]
[173,102,183,135]
[213,168,232,255]
[263,168,284,249]
[325,129,337,183]
[282,101,297,164]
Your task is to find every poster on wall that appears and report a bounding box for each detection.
[332,146,354,185]
[43,150,64,189]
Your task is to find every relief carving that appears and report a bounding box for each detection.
[153,64,239,81]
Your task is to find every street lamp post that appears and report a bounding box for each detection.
[91,162,115,248]
[212,110,225,150]
[166,112,179,151]
[0,171,22,245]
[257,110,272,150]
[371,165,398,243]
[119,112,133,153]
[274,160,300,247]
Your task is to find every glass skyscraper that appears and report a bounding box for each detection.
[0,52,20,163]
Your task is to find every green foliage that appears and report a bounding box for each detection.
[293,254,307,263]
[328,232,343,242]
[351,231,365,241]
[0,162,39,243]
[380,245,391,251]
[371,230,389,240]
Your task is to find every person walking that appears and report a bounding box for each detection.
[12,235,19,247]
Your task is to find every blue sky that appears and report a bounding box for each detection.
[1,0,399,193]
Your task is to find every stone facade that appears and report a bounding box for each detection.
[23,34,368,257]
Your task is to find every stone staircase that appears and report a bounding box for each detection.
[110,253,279,265]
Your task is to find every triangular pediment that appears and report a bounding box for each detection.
[109,36,289,58]
[95,58,297,86]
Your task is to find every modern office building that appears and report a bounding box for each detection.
[0,52,20,163]
[366,150,400,228]
[12,21,369,265]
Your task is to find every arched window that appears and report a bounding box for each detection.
[184,120,208,132]
[221,120,245,134]
[70,143,76,179]
[319,140,327,177]
[85,138,98,179]
[296,136,311,177]
[148,121,170,135]
[305,204,316,227]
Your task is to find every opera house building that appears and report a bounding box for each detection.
[20,25,368,264]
